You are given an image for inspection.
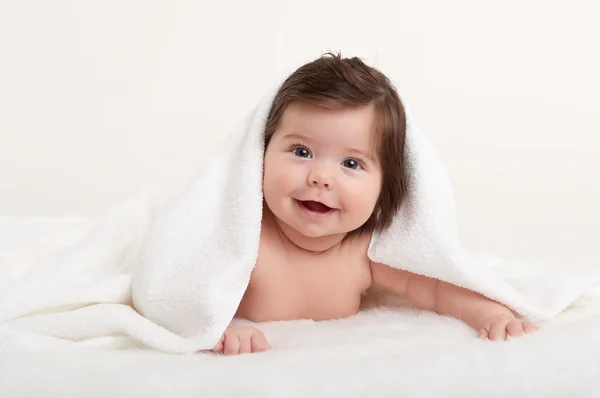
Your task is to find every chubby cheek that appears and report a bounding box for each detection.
[263,157,296,205]
[263,176,283,206]
[262,167,278,205]
[341,180,381,222]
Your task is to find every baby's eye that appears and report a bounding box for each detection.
[292,146,311,158]
[342,159,361,170]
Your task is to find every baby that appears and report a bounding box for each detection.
[211,53,538,355]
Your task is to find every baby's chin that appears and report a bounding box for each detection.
[289,219,358,239]
[294,227,336,239]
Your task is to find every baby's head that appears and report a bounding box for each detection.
[262,52,407,240]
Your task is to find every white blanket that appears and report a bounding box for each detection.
[2,218,600,398]
[1,73,600,353]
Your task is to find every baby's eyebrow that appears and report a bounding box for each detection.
[281,133,314,143]
[345,147,373,160]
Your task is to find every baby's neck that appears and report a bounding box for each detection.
[279,224,346,254]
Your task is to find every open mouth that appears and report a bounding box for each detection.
[296,200,335,216]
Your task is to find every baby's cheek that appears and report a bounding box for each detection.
[345,186,379,218]
[263,166,293,202]
[266,170,291,192]
[262,175,280,202]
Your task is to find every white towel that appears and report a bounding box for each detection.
[1,73,599,354]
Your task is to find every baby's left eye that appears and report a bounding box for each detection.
[342,159,361,170]
[292,146,311,158]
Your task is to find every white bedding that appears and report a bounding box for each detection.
[1,307,600,397]
[1,217,600,397]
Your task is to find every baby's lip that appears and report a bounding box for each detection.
[295,198,335,209]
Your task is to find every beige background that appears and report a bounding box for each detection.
[1,0,598,262]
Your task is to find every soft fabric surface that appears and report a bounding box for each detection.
[1,297,600,397]
[1,218,600,397]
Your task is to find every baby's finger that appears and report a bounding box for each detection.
[238,335,252,354]
[251,332,271,352]
[223,335,241,356]
[523,321,539,334]
[506,320,524,338]
[478,329,489,340]
[211,341,224,353]
[489,319,510,341]
[212,334,225,351]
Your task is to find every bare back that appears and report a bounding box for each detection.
[235,210,373,322]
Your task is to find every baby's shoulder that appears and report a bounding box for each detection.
[340,231,373,256]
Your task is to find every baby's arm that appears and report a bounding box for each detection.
[369,261,538,340]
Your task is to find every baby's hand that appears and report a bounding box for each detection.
[211,324,271,355]
[477,314,539,341]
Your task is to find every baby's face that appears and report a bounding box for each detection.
[263,102,382,239]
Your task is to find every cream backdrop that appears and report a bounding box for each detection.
[1,0,599,266]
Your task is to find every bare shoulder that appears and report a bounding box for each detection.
[338,231,375,286]
[339,230,373,259]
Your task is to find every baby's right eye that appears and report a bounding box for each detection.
[292,146,311,158]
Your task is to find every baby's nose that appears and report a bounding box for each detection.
[308,163,334,189]
[311,179,330,188]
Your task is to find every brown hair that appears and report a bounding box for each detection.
[264,52,407,235]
